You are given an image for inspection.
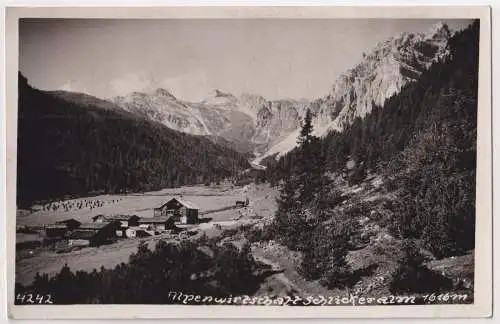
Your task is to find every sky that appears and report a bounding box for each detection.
[19,18,473,102]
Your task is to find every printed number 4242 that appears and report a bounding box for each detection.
[16,293,53,304]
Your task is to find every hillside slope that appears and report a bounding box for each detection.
[113,88,309,156]
[16,74,250,207]
[261,20,479,298]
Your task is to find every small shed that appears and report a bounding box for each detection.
[235,199,249,208]
[125,228,137,238]
[74,221,120,245]
[154,197,199,224]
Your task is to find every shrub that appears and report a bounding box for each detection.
[244,226,274,243]
[389,240,453,294]
[348,165,367,186]
[298,217,357,289]
[214,242,257,294]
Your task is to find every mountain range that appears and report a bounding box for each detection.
[111,21,453,164]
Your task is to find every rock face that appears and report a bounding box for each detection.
[113,88,309,156]
[114,89,211,136]
[316,21,451,133]
[260,22,452,161]
[113,21,453,162]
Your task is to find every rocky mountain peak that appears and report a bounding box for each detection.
[154,88,177,100]
[212,89,228,97]
[425,21,451,40]
[202,89,238,106]
[319,23,452,129]
[258,21,454,162]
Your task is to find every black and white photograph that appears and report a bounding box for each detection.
[5,5,492,319]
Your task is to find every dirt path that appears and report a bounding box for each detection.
[201,205,238,216]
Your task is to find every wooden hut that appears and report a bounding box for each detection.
[55,218,82,230]
[153,197,199,224]
[70,221,121,246]
[92,214,139,227]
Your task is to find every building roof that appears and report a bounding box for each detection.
[55,218,82,225]
[138,217,172,224]
[161,197,199,210]
[108,214,139,221]
[92,214,138,222]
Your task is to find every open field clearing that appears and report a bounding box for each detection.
[17,183,258,226]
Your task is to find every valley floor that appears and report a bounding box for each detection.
[15,183,278,286]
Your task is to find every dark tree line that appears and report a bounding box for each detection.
[16,75,250,207]
[15,240,260,304]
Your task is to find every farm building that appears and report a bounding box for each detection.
[55,218,82,230]
[44,224,69,238]
[92,214,140,227]
[235,198,249,208]
[92,214,107,223]
[92,214,140,237]
[137,216,175,232]
[153,197,199,224]
[70,221,121,246]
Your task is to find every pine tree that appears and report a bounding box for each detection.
[297,109,314,147]
[272,109,333,250]
[294,109,330,205]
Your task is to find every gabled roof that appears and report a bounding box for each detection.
[92,214,139,222]
[107,214,139,221]
[55,218,82,225]
[160,197,199,210]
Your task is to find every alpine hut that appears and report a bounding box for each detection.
[153,197,199,224]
